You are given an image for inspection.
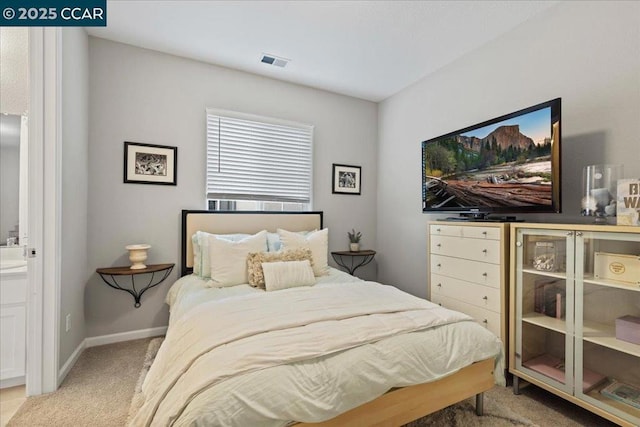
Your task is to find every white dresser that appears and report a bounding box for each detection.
[428,222,509,360]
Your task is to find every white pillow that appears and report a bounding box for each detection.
[278,228,329,276]
[192,233,202,276]
[193,232,250,278]
[262,260,316,291]
[208,230,268,287]
[266,230,316,252]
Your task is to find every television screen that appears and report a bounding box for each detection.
[422,98,561,218]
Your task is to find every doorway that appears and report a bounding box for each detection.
[0,28,29,391]
[1,27,59,397]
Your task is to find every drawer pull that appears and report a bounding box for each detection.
[482,296,488,300]
[482,249,488,254]
[482,231,487,236]
[482,272,488,277]
[437,264,442,268]
[436,228,441,233]
[482,319,488,324]
[437,283,442,287]
[436,244,442,248]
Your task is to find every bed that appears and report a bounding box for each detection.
[129,210,504,426]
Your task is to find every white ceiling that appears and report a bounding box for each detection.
[0,27,29,115]
[87,1,558,102]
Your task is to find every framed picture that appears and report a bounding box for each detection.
[332,164,361,195]
[124,141,177,185]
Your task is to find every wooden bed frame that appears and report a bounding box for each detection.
[181,210,497,426]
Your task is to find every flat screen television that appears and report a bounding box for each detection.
[422,98,561,220]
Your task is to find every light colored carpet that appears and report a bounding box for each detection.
[7,337,617,426]
[7,338,153,427]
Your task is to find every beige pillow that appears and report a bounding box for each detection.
[247,248,313,289]
[208,230,268,287]
[278,228,329,276]
[262,260,316,292]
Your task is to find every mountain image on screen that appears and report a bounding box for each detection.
[422,100,560,213]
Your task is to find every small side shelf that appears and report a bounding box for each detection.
[96,263,174,308]
[331,250,376,276]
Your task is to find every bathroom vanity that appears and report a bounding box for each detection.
[0,246,27,387]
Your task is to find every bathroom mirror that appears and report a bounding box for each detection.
[0,114,23,245]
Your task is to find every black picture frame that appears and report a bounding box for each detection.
[124,141,177,185]
[332,163,361,195]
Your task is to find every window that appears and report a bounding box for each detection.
[206,109,313,211]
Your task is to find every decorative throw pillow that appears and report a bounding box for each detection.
[208,230,268,287]
[278,228,329,276]
[247,248,314,289]
[262,260,316,292]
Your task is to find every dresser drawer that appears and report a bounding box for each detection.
[461,226,501,240]
[429,224,462,237]
[430,235,501,264]
[429,224,501,240]
[430,254,501,288]
[431,294,501,338]
[430,273,501,312]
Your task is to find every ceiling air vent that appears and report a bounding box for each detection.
[261,54,289,68]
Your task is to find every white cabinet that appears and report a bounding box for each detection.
[0,271,27,386]
[428,222,509,359]
[510,223,640,427]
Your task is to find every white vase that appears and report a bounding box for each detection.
[349,243,360,252]
[126,244,151,270]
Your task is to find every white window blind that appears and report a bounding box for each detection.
[206,109,313,204]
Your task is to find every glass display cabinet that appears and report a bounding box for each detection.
[510,223,639,427]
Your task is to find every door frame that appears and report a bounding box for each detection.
[26,26,60,396]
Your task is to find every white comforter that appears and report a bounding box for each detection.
[131,273,504,426]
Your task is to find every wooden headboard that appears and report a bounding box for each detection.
[181,210,323,276]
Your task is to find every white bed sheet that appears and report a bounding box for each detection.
[144,269,504,427]
[165,267,362,325]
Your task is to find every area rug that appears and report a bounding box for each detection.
[404,392,534,426]
[128,339,535,426]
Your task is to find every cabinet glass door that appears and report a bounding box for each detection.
[514,228,574,394]
[575,231,640,425]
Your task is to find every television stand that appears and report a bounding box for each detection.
[439,213,522,222]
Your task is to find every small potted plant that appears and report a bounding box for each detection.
[348,229,362,252]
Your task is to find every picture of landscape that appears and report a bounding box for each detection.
[423,106,556,209]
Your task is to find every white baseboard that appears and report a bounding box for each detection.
[1,375,25,389]
[58,339,86,387]
[85,326,167,348]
